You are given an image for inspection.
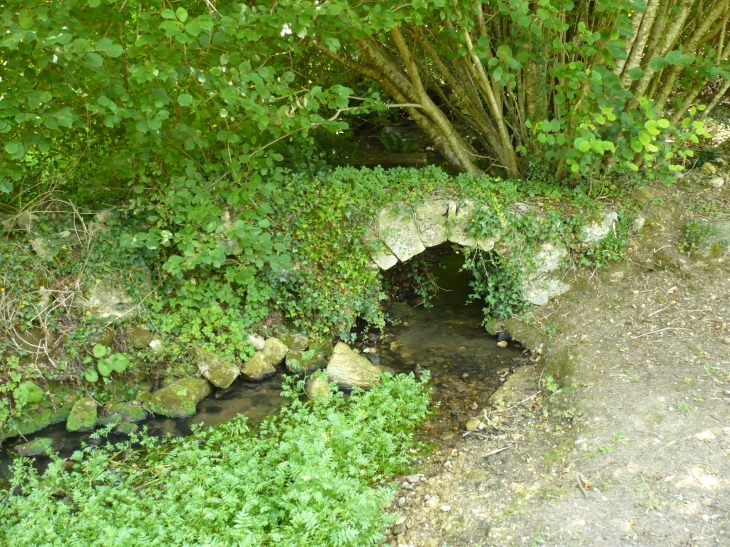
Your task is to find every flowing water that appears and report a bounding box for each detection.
[1,248,523,475]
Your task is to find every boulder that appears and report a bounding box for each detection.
[522,278,571,306]
[66,397,99,432]
[377,208,426,262]
[414,200,451,247]
[285,349,327,373]
[326,342,389,389]
[489,367,539,408]
[581,211,618,243]
[241,353,277,381]
[14,437,55,457]
[532,243,566,274]
[263,337,288,365]
[128,325,156,349]
[99,402,147,424]
[285,340,330,373]
[280,332,309,351]
[305,374,331,398]
[684,220,730,262]
[148,378,212,419]
[195,348,239,389]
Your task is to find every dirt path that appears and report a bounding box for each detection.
[384,178,730,546]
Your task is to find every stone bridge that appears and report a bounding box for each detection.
[368,199,618,306]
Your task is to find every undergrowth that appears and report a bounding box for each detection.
[0,373,431,547]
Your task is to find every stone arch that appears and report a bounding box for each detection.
[368,199,618,307]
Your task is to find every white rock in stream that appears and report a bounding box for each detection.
[326,342,389,389]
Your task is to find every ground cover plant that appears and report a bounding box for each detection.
[0,373,432,547]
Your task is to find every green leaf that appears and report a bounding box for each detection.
[105,43,124,57]
[657,118,670,129]
[518,15,531,28]
[110,353,131,373]
[14,382,44,404]
[638,130,652,146]
[161,9,176,19]
[178,94,193,107]
[176,7,189,22]
[0,179,12,194]
[88,0,101,6]
[93,343,108,358]
[84,368,99,383]
[573,137,591,153]
[98,360,113,377]
[85,52,104,67]
[627,67,644,80]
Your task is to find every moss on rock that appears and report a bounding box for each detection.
[195,348,240,389]
[148,378,212,418]
[99,402,147,425]
[66,398,99,432]
[13,437,55,457]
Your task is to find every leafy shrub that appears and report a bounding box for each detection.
[0,373,432,547]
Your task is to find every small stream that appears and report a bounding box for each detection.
[1,247,523,475]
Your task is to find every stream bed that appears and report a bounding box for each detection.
[1,248,524,476]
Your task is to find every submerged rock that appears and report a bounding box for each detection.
[148,378,213,419]
[67,398,99,432]
[14,437,54,457]
[113,423,139,435]
[100,402,147,424]
[195,348,239,389]
[326,342,390,389]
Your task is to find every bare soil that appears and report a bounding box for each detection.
[384,176,730,546]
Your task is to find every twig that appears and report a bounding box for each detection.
[631,327,689,339]
[483,445,513,459]
[483,391,542,417]
[647,306,670,317]
[576,475,588,498]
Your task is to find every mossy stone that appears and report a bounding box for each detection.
[285,349,327,374]
[280,332,310,352]
[4,408,53,439]
[99,402,147,425]
[128,325,156,349]
[14,437,55,457]
[148,378,213,418]
[241,352,277,381]
[194,348,240,389]
[67,398,99,432]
